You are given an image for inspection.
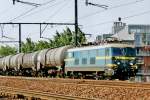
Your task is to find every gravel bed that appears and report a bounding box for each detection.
[0,77,150,100]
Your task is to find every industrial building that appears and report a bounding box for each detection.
[110,20,150,82]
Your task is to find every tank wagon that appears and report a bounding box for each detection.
[0,44,138,80]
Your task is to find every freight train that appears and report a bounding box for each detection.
[0,43,138,80]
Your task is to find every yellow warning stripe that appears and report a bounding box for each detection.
[65,56,135,61]
[96,56,112,59]
[64,58,75,61]
[106,64,117,67]
[114,56,135,60]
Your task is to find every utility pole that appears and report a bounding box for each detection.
[75,0,78,46]
[19,24,21,53]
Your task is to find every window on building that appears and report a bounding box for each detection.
[136,48,139,55]
[135,34,141,46]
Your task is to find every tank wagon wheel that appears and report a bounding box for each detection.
[37,71,41,77]
[37,70,45,77]
[31,71,37,77]
[18,71,22,76]
[5,66,12,76]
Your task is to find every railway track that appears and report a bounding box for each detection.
[0,86,92,100]
[1,76,150,89]
[0,76,150,99]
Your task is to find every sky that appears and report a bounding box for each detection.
[0,0,150,47]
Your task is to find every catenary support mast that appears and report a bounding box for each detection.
[75,0,78,46]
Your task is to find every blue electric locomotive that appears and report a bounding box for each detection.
[64,44,138,80]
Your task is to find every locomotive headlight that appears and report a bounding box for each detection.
[116,60,121,65]
[129,62,133,66]
[117,62,121,65]
[129,60,135,66]
[113,57,121,65]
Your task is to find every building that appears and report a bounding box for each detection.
[96,34,113,42]
[112,21,126,34]
[134,25,150,82]
[111,22,150,82]
[111,22,135,44]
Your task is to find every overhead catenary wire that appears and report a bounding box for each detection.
[45,0,71,22]
[83,10,150,28]
[0,24,16,40]
[21,0,67,22]
[40,0,71,36]
[8,0,57,22]
[9,7,37,22]
[79,0,145,20]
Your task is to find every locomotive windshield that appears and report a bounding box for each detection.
[112,47,135,56]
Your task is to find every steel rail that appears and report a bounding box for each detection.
[0,76,150,89]
[0,86,93,100]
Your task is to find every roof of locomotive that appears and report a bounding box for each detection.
[67,43,134,52]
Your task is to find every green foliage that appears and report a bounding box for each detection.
[21,38,37,53]
[0,27,87,55]
[0,45,17,57]
[49,27,86,47]
[35,40,50,50]
[21,27,86,52]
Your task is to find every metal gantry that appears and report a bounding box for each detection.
[0,22,75,53]
[0,0,80,53]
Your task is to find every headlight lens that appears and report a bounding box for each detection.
[117,62,121,65]
[129,60,136,66]
[129,62,133,65]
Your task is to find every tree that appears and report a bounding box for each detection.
[49,27,86,47]
[0,27,87,56]
[35,40,50,50]
[21,38,37,53]
[74,28,86,45]
[0,45,17,57]
[20,27,87,53]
